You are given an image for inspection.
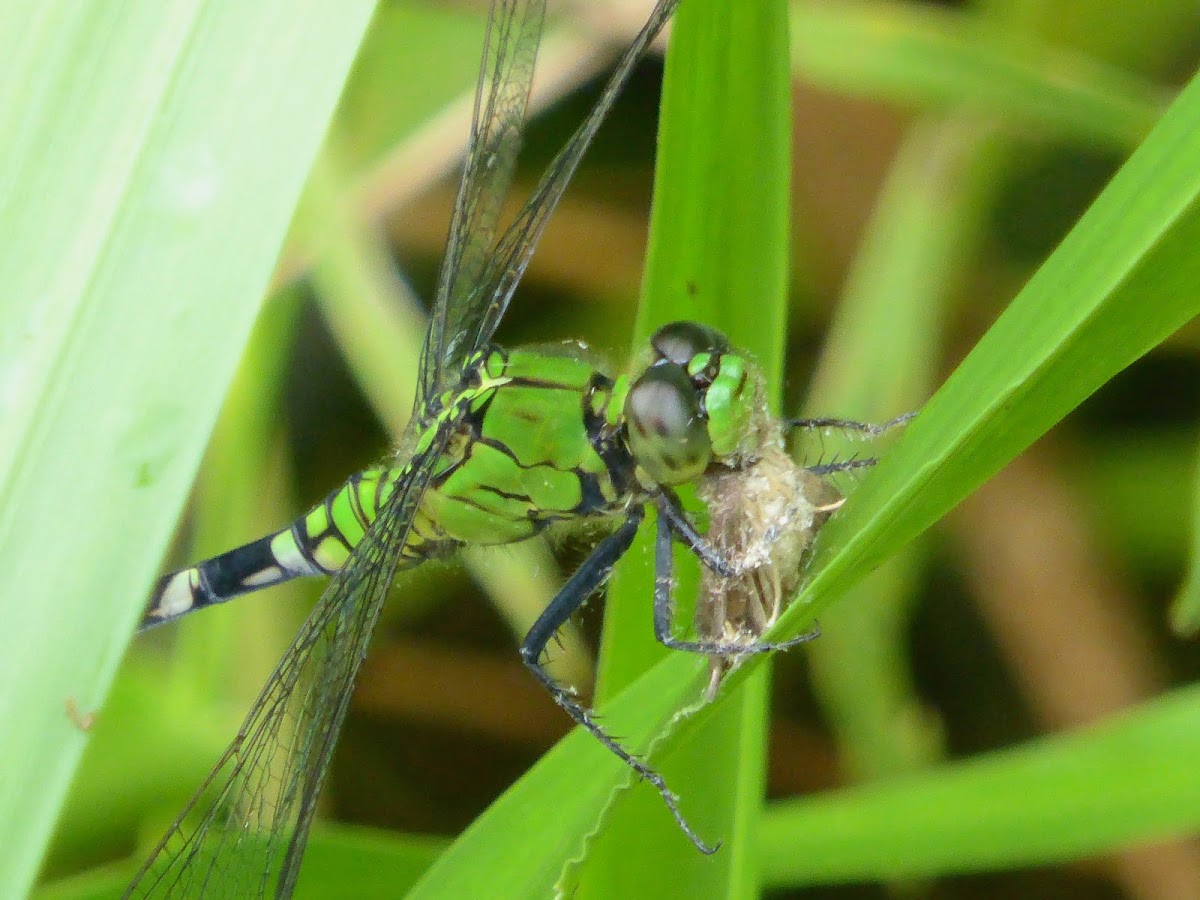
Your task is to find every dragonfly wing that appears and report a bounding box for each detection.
[419,0,547,407]
[460,0,680,358]
[124,434,446,899]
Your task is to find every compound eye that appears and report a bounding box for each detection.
[650,321,729,367]
[625,364,712,486]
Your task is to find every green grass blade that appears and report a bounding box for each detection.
[787,64,1200,623]
[405,660,706,899]
[46,291,308,878]
[759,684,1200,882]
[0,2,375,894]
[584,0,793,894]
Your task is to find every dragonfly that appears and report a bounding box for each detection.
[126,0,909,894]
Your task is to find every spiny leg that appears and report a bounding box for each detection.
[804,457,876,478]
[653,488,735,577]
[653,510,820,656]
[787,411,916,437]
[519,505,718,854]
[788,414,913,481]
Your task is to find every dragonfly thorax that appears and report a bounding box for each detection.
[416,322,767,552]
[624,321,765,489]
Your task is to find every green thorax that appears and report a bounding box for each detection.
[408,346,631,551]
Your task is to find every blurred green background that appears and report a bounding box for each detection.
[15,0,1200,897]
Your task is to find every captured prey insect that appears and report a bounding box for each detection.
[125,0,909,894]
[690,413,914,698]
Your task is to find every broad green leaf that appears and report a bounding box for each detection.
[0,1,375,895]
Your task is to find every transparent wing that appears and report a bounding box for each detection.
[449,0,680,363]
[124,434,447,899]
[418,0,547,407]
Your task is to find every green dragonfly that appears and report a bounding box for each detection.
[126,0,907,895]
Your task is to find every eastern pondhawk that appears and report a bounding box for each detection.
[125,0,905,895]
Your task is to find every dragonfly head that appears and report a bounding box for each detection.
[625,321,765,488]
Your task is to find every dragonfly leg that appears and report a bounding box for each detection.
[653,489,735,577]
[787,411,915,437]
[520,505,718,854]
[790,412,914,477]
[653,512,820,656]
[803,457,877,477]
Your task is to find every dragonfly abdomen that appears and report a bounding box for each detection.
[142,467,399,629]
